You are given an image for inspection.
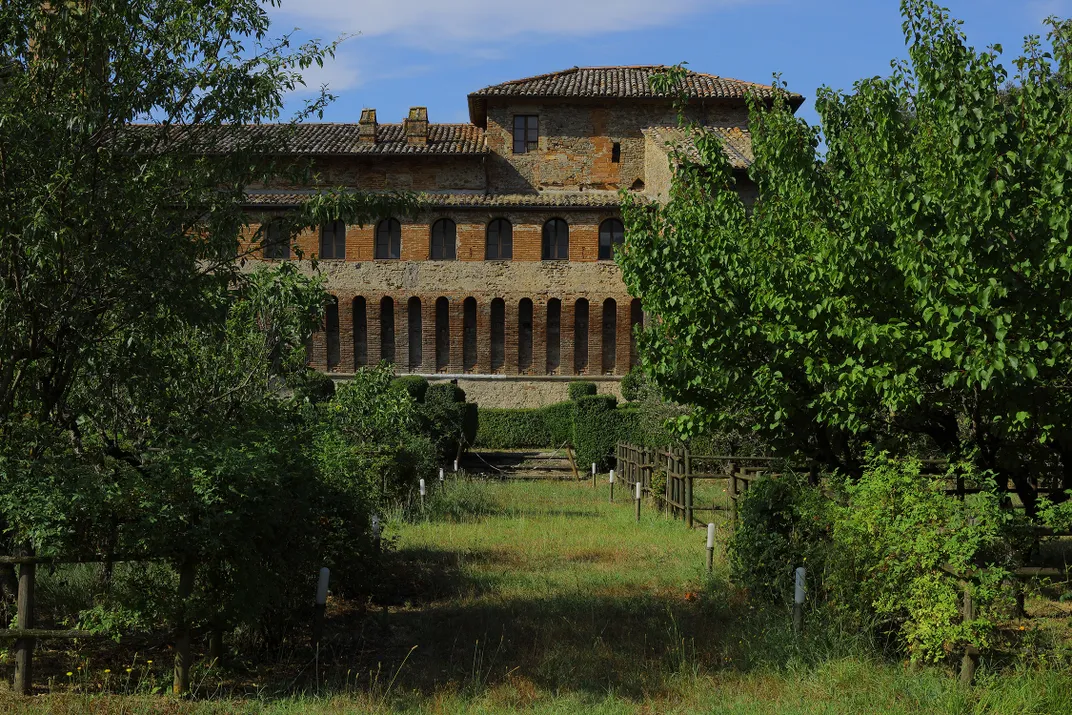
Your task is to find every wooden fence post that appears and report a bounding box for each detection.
[685,449,694,529]
[729,462,738,530]
[173,560,196,696]
[960,582,980,685]
[13,548,35,696]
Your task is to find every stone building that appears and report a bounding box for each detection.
[244,66,802,406]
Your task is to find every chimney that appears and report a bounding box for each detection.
[404,106,429,146]
[359,108,377,144]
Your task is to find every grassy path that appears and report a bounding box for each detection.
[6,478,1072,713]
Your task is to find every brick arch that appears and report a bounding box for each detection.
[407,297,423,370]
[518,298,534,374]
[573,298,589,374]
[490,297,506,372]
[326,295,341,370]
[435,297,450,371]
[463,297,478,372]
[352,296,367,369]
[380,296,395,364]
[546,297,562,374]
[601,298,617,374]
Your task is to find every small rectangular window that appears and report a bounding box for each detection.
[611,142,621,163]
[513,115,539,154]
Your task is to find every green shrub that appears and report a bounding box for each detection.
[291,368,336,404]
[474,408,552,448]
[426,380,465,404]
[727,472,834,605]
[620,366,646,402]
[572,394,619,470]
[392,375,429,403]
[544,401,575,447]
[567,381,598,400]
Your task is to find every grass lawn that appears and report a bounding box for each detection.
[3,479,1072,713]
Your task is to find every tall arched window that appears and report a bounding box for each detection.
[486,218,513,260]
[542,218,569,260]
[380,297,395,363]
[490,298,505,371]
[463,297,477,372]
[598,219,624,261]
[546,299,561,374]
[430,219,456,260]
[435,297,450,371]
[518,298,533,373]
[602,298,617,374]
[630,298,643,368]
[574,298,589,374]
[375,219,401,259]
[326,296,341,369]
[320,220,346,259]
[353,297,368,368]
[408,297,423,369]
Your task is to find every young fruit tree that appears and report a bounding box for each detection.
[619,0,1072,514]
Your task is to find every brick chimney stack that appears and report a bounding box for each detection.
[358,108,377,144]
[404,107,429,146]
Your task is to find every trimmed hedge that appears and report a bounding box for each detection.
[544,401,575,447]
[474,408,552,449]
[461,403,479,449]
[567,381,598,400]
[426,381,465,404]
[392,375,429,403]
[573,395,619,471]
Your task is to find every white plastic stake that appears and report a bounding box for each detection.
[609,469,615,483]
[634,481,642,522]
[705,522,716,573]
[439,467,445,483]
[635,482,641,499]
[454,459,459,472]
[315,567,330,606]
[592,463,597,475]
[419,479,426,496]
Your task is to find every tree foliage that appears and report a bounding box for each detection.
[620,0,1072,511]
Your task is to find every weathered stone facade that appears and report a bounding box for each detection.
[242,67,802,400]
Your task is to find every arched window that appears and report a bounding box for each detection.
[353,297,368,368]
[375,219,401,260]
[598,219,624,261]
[380,297,395,363]
[320,220,346,259]
[490,298,505,371]
[542,218,569,260]
[546,299,561,374]
[430,219,456,260]
[463,297,477,372]
[486,218,513,260]
[408,297,423,369]
[518,298,533,373]
[602,298,617,374]
[435,297,450,371]
[326,296,341,369]
[574,298,589,374]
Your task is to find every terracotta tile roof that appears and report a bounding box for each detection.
[126,123,487,155]
[469,66,803,125]
[243,191,628,209]
[644,126,755,169]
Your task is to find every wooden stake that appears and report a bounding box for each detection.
[13,550,35,696]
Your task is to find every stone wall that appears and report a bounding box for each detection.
[440,377,622,409]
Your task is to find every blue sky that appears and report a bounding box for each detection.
[272,0,1072,130]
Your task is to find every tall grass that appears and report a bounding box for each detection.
[5,478,1072,714]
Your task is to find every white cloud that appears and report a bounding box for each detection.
[272,0,746,47]
[291,53,363,96]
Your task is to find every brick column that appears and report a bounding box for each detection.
[590,296,604,377]
[476,297,491,374]
[423,296,437,374]
[504,298,519,376]
[367,294,382,365]
[338,294,354,371]
[616,297,632,375]
[561,296,575,377]
[398,296,413,373]
[532,297,547,375]
[309,328,327,370]
[449,297,464,373]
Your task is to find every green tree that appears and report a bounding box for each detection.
[619,1,1072,512]
[0,0,413,607]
